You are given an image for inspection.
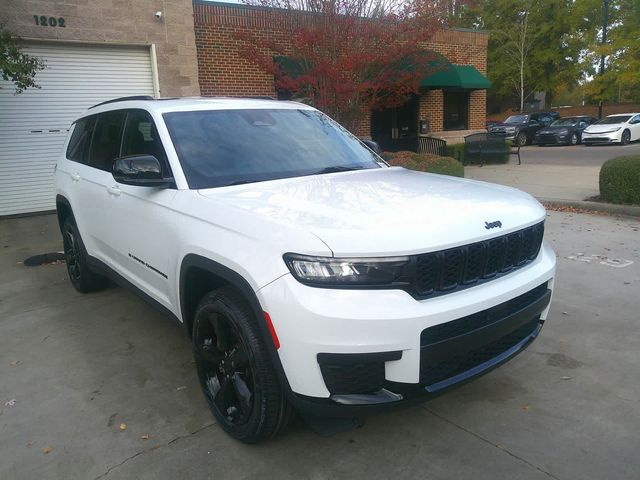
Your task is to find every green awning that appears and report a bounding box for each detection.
[420,65,492,89]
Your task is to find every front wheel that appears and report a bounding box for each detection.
[570,133,579,145]
[515,132,528,147]
[621,129,631,145]
[192,287,291,443]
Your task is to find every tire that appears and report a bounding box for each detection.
[192,287,292,443]
[515,132,528,147]
[570,133,579,145]
[621,129,631,145]
[62,218,107,293]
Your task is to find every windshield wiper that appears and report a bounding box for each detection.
[308,165,364,176]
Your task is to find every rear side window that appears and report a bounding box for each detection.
[88,110,126,172]
[66,117,95,163]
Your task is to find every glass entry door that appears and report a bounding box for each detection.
[443,91,469,130]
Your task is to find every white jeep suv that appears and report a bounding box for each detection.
[54,97,556,443]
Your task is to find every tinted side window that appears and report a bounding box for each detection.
[66,116,95,164]
[88,111,125,172]
[121,110,167,164]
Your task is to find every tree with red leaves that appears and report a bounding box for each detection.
[236,0,455,130]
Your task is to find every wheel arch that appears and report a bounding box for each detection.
[55,194,74,232]
[179,254,293,393]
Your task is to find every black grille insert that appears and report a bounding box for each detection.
[412,222,544,298]
[419,283,548,387]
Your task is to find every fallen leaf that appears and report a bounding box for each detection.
[140,435,149,440]
[9,360,20,367]
[522,404,530,411]
[119,423,128,431]
[42,446,53,454]
[4,399,16,407]
[561,376,572,380]
[562,312,568,315]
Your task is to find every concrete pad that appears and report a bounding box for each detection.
[465,164,601,202]
[1,212,639,479]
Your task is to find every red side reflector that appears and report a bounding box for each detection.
[263,311,280,350]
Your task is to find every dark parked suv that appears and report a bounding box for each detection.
[489,111,560,146]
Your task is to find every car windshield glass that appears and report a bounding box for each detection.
[505,115,529,123]
[163,109,382,189]
[596,116,631,124]
[551,118,578,126]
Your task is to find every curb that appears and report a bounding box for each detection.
[538,198,640,218]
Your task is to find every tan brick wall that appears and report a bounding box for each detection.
[193,3,488,135]
[0,0,200,97]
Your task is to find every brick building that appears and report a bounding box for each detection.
[193,1,490,150]
[0,0,489,215]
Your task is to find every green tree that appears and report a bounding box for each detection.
[453,0,585,110]
[0,26,44,93]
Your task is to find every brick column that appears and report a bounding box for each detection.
[418,89,444,132]
[468,90,487,129]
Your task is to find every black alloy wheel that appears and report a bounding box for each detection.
[61,218,106,293]
[621,129,631,145]
[192,287,291,443]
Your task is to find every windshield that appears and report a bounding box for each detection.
[596,116,631,125]
[551,118,578,126]
[504,115,529,124]
[163,109,382,189]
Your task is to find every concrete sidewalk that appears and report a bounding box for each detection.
[465,162,640,217]
[464,163,600,203]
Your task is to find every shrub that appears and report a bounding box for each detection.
[383,151,464,177]
[446,140,511,165]
[599,155,640,205]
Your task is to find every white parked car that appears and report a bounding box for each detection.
[582,113,640,145]
[54,97,556,443]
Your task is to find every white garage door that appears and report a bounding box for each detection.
[0,42,155,216]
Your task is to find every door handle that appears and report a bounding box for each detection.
[70,172,81,182]
[107,185,121,197]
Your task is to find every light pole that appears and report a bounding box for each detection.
[598,0,610,119]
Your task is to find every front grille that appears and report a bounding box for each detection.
[536,134,559,143]
[583,137,612,143]
[412,222,544,298]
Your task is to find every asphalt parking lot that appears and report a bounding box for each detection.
[519,141,640,167]
[1,212,639,480]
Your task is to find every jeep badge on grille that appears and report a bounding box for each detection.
[485,220,502,229]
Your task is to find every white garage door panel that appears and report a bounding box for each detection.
[0,42,155,216]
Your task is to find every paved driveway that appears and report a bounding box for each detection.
[1,213,639,480]
[518,141,640,167]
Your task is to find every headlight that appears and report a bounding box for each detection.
[283,253,410,286]
[596,127,622,134]
[506,127,517,133]
[558,129,569,135]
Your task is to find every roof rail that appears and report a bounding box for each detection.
[88,95,155,109]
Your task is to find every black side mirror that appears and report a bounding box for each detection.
[112,155,174,188]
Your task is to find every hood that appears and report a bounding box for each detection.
[198,167,545,257]
[537,125,572,134]
[585,123,625,133]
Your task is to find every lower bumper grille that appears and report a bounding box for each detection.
[583,137,613,143]
[318,351,402,395]
[419,283,549,388]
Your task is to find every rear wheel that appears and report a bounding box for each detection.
[621,129,631,145]
[192,287,291,443]
[515,132,528,147]
[62,218,107,293]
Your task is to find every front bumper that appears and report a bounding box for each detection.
[582,131,622,144]
[535,133,570,144]
[258,242,556,413]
